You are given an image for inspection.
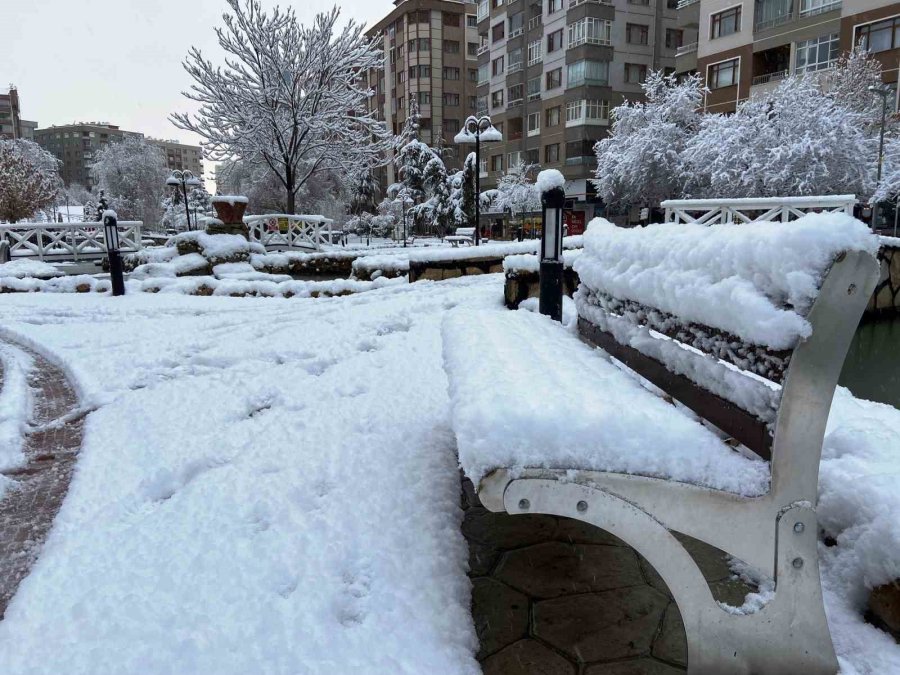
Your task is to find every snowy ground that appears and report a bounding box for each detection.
[0,275,897,674]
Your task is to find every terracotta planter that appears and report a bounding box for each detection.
[211,197,248,225]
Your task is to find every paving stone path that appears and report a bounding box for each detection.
[462,476,755,674]
[0,340,84,619]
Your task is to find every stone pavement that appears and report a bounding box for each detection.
[0,340,84,618]
[462,477,756,674]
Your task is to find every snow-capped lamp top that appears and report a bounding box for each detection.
[453,125,503,144]
[536,169,566,195]
[102,209,118,221]
[210,195,249,205]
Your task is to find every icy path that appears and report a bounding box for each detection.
[0,278,501,675]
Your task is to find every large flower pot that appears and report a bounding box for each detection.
[209,196,250,238]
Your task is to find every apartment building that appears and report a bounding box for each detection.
[365,0,481,188]
[676,0,900,113]
[34,123,203,189]
[475,0,680,229]
[0,88,38,140]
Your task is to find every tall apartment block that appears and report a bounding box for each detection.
[0,87,38,140]
[474,0,680,229]
[676,0,900,113]
[365,0,481,189]
[34,123,203,189]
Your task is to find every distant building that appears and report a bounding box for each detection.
[676,0,900,113]
[0,87,38,140]
[34,123,203,189]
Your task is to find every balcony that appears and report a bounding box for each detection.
[509,28,524,39]
[508,97,524,107]
[676,42,698,57]
[754,11,793,31]
[751,69,788,86]
[568,0,614,6]
[676,0,699,7]
[508,61,523,73]
[799,0,840,18]
[527,15,542,31]
[477,43,490,56]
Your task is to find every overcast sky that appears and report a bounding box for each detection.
[2,0,395,183]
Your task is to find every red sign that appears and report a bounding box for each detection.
[565,210,586,235]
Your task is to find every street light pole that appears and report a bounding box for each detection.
[455,115,503,247]
[166,170,202,232]
[869,84,893,231]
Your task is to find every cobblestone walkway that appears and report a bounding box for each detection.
[463,477,755,674]
[0,340,84,619]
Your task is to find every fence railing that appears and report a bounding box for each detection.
[0,222,143,261]
[676,42,698,57]
[662,196,857,225]
[751,69,789,86]
[244,214,334,251]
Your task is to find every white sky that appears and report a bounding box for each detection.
[2,0,395,186]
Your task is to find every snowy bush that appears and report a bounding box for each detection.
[482,161,542,220]
[0,139,63,223]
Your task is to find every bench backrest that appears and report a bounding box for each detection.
[455,227,476,237]
[573,216,878,496]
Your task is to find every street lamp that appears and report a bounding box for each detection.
[455,115,503,246]
[869,84,894,231]
[166,169,202,231]
[538,169,566,322]
[103,210,125,296]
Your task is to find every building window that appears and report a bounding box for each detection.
[856,16,900,53]
[493,0,504,7]
[508,84,524,103]
[624,63,647,84]
[491,89,505,108]
[509,47,523,70]
[567,60,609,86]
[528,40,542,65]
[477,0,489,21]
[443,12,461,26]
[566,100,583,123]
[626,23,649,45]
[474,95,485,112]
[710,6,741,39]
[547,29,564,52]
[527,76,541,99]
[629,0,650,4]
[795,33,839,73]
[412,10,430,23]
[545,143,560,163]
[468,42,479,56]
[509,12,524,35]
[492,56,505,76]
[491,154,504,171]
[469,68,479,82]
[525,148,539,164]
[708,58,739,88]
[492,22,505,42]
[527,111,541,134]
[548,0,563,12]
[444,66,461,80]
[665,29,683,49]
[546,68,562,89]
[568,18,612,47]
[420,118,432,131]
[546,106,561,126]
[444,39,460,53]
[586,99,609,121]
[397,96,405,110]
[478,63,489,83]
[443,93,460,106]
[417,92,431,105]
[799,0,840,17]
[409,65,431,79]
[409,38,431,51]
[467,14,478,27]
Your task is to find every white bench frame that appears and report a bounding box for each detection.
[475,250,879,674]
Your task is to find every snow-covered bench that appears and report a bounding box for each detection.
[443,214,880,674]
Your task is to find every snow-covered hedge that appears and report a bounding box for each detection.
[0,259,64,280]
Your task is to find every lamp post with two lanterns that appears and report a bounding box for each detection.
[166,169,202,231]
[454,115,503,246]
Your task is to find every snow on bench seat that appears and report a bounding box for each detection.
[442,308,770,497]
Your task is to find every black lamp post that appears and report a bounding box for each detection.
[869,84,893,231]
[539,172,565,322]
[455,115,502,246]
[166,170,202,231]
[103,210,126,297]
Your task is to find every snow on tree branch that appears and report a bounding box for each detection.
[0,140,63,223]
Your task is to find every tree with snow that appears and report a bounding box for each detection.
[593,71,707,208]
[412,154,455,236]
[390,139,442,234]
[683,75,873,199]
[482,160,541,223]
[826,45,886,127]
[172,1,392,214]
[448,152,478,229]
[90,135,169,226]
[349,169,381,216]
[0,139,63,223]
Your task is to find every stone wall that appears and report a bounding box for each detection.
[408,256,505,283]
[867,243,900,319]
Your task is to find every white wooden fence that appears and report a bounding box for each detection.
[244,214,335,252]
[662,195,856,225]
[0,222,143,261]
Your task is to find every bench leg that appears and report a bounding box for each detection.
[500,478,838,675]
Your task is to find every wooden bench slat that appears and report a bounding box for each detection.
[578,317,773,461]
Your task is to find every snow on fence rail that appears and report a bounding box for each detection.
[662,195,856,225]
[244,214,334,252]
[0,222,143,261]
